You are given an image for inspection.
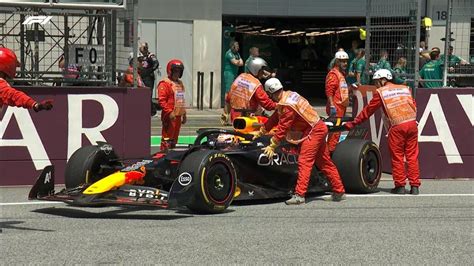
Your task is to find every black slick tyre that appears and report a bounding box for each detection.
[65,145,117,189]
[178,150,237,214]
[332,139,382,193]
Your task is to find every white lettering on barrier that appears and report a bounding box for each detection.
[67,94,119,160]
[457,94,473,126]
[0,108,51,169]
[1,94,120,170]
[417,94,462,164]
[355,90,467,165]
[354,90,385,146]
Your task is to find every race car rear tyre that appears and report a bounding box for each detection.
[178,150,237,214]
[332,139,381,193]
[65,145,118,189]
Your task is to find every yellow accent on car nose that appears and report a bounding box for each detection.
[83,172,125,194]
[234,186,241,198]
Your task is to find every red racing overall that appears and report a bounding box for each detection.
[0,78,36,112]
[157,78,186,150]
[264,91,345,196]
[325,67,349,152]
[226,73,276,121]
[348,82,420,188]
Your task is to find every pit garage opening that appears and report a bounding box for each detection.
[222,16,366,101]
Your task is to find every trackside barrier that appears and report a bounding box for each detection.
[353,85,473,179]
[0,86,151,186]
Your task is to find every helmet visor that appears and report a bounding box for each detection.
[171,64,184,78]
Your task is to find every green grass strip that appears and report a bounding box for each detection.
[151,135,198,146]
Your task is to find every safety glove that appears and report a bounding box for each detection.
[33,100,53,112]
[169,112,176,120]
[220,113,230,126]
[252,126,267,140]
[344,122,355,131]
[262,138,279,158]
[182,113,187,124]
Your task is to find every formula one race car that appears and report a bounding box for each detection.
[29,116,382,214]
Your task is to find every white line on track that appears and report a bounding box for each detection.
[320,193,474,198]
[1,193,473,206]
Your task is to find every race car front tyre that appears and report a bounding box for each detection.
[178,150,237,214]
[332,139,381,193]
[65,145,118,189]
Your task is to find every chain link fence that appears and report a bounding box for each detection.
[442,0,474,87]
[115,0,139,86]
[365,0,473,89]
[0,0,138,86]
[365,0,421,90]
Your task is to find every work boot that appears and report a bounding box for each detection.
[390,186,406,194]
[410,186,420,195]
[285,194,305,205]
[324,192,346,202]
[331,192,346,202]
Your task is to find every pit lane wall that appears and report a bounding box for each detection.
[0,87,151,186]
[353,86,473,179]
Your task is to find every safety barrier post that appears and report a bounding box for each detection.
[200,72,204,110]
[197,71,202,109]
[209,71,214,109]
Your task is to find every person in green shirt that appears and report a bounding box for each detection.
[393,57,407,85]
[372,50,392,72]
[244,47,259,73]
[347,39,360,66]
[223,41,243,95]
[439,45,469,67]
[347,48,363,85]
[419,50,443,88]
[354,49,368,86]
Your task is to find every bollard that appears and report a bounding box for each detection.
[209,71,214,109]
[197,71,203,109]
[199,72,204,110]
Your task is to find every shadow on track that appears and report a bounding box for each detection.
[232,192,328,206]
[0,221,54,232]
[32,206,193,220]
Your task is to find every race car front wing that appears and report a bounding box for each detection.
[28,165,192,209]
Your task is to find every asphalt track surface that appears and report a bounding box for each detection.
[2,108,473,263]
[1,179,473,264]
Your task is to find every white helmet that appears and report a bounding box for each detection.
[264,78,283,94]
[247,57,268,76]
[373,69,393,80]
[335,51,349,60]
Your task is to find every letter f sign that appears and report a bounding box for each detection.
[23,16,53,25]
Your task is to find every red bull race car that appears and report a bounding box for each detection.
[29,116,382,214]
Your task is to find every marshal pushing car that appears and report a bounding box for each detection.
[29,116,382,214]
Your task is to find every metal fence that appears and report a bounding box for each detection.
[115,0,139,87]
[365,0,421,89]
[442,0,474,87]
[0,0,138,86]
[365,0,474,90]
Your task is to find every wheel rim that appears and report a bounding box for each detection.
[362,150,380,185]
[205,162,233,204]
